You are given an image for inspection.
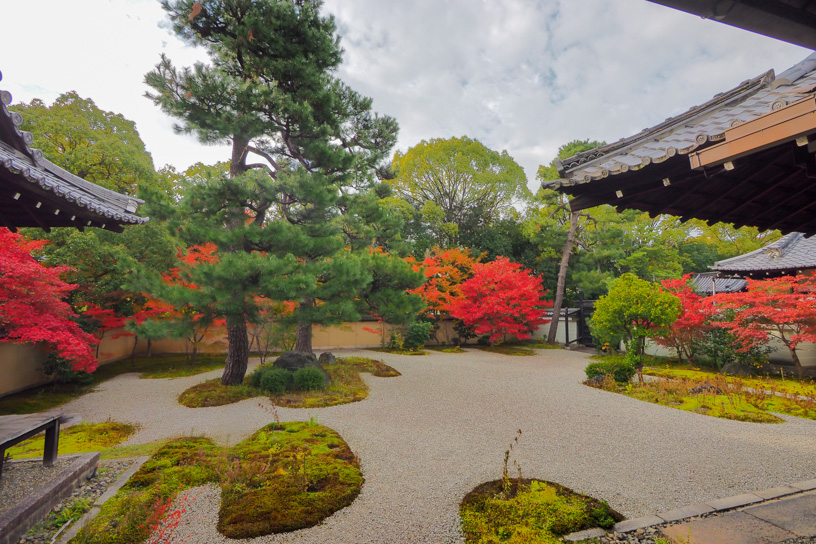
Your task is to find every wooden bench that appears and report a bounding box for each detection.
[0,413,65,478]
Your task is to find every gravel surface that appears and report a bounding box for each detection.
[0,458,75,515]
[58,348,816,543]
[13,459,133,544]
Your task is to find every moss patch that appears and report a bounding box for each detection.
[6,421,137,459]
[72,423,362,543]
[424,345,466,353]
[0,354,226,416]
[473,345,537,356]
[587,366,788,423]
[460,479,622,543]
[365,347,428,355]
[178,357,400,409]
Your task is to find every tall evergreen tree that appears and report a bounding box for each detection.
[144,0,420,384]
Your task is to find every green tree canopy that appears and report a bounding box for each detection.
[12,91,161,195]
[591,273,680,362]
[389,136,530,247]
[143,0,423,385]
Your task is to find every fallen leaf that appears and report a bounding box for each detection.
[189,1,202,20]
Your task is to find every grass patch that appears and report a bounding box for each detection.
[460,479,622,543]
[178,357,400,409]
[0,354,226,416]
[98,439,170,461]
[177,380,261,408]
[5,421,137,459]
[523,341,564,350]
[72,422,362,543]
[365,347,428,355]
[424,345,466,353]
[585,358,816,423]
[473,345,537,356]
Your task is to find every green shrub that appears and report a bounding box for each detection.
[41,353,94,385]
[248,365,269,388]
[585,359,635,384]
[387,330,405,351]
[403,321,433,351]
[293,367,325,391]
[259,368,293,394]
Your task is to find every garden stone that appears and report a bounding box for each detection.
[273,351,329,384]
[586,375,606,387]
[318,352,337,366]
[689,383,723,395]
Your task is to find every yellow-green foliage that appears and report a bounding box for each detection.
[178,357,399,408]
[474,345,537,356]
[591,273,680,349]
[71,423,362,543]
[7,421,137,459]
[642,367,816,421]
[460,479,620,543]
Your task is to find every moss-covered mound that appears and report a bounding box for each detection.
[71,422,362,543]
[460,479,622,543]
[178,356,399,408]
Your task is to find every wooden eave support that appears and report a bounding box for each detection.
[689,96,816,169]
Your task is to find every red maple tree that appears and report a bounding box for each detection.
[449,257,551,346]
[405,247,480,342]
[657,274,712,362]
[713,274,816,377]
[0,228,97,372]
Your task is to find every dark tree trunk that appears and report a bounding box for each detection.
[222,317,249,385]
[547,211,578,344]
[295,321,313,354]
[220,136,252,386]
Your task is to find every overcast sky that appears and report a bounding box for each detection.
[1,1,810,192]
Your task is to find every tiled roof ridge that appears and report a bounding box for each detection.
[0,70,147,228]
[0,71,42,165]
[712,232,801,269]
[557,69,774,175]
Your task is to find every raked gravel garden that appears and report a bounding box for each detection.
[47,347,816,543]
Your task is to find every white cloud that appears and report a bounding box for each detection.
[1,0,809,192]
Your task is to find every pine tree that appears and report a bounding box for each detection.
[144,0,418,384]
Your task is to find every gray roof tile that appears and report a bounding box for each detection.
[711,233,816,273]
[0,70,147,230]
[548,54,816,188]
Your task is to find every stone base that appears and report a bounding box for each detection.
[0,452,99,544]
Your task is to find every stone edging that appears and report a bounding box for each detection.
[58,455,150,544]
[0,453,99,544]
[564,478,816,541]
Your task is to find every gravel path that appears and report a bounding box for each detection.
[60,348,816,543]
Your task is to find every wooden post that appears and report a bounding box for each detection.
[43,419,60,467]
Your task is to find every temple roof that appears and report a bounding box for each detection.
[544,54,816,236]
[648,1,816,51]
[0,71,148,232]
[690,272,747,295]
[711,232,816,275]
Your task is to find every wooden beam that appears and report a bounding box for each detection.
[21,204,51,232]
[694,161,788,216]
[689,96,816,169]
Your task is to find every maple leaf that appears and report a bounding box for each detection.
[189,1,202,21]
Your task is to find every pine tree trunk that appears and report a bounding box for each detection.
[219,135,252,386]
[222,317,249,385]
[295,322,313,353]
[547,211,579,344]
